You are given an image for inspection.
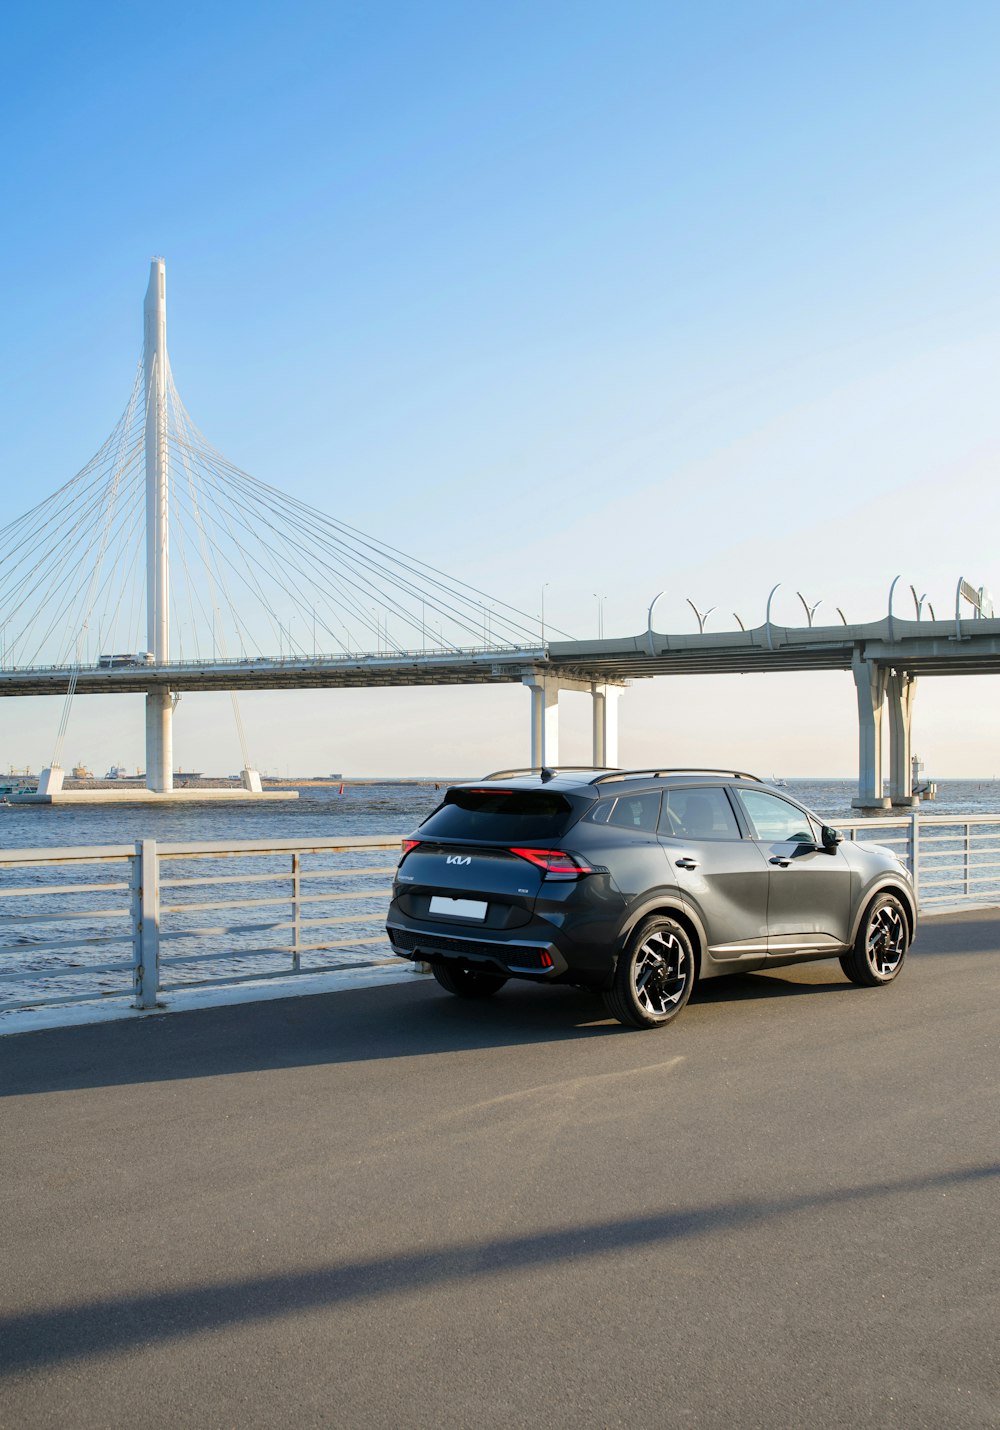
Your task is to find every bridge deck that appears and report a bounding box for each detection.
[1,910,997,1428]
[5,615,1000,696]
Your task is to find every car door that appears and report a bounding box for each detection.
[732,786,852,953]
[657,785,770,966]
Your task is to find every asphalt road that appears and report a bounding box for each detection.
[1,911,998,1430]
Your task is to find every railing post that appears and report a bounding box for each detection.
[130,844,143,1006]
[134,838,160,1009]
[964,822,971,897]
[291,852,301,972]
[908,812,920,901]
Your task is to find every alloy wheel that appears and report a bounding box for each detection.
[633,930,689,1016]
[866,903,906,977]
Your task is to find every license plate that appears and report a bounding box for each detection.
[429,896,487,921]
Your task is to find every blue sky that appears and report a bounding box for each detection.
[2,1,1000,776]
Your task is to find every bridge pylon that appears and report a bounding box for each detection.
[143,258,172,792]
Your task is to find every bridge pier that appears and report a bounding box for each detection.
[887,669,919,807]
[37,765,65,796]
[524,674,561,767]
[523,674,623,769]
[851,660,919,811]
[145,688,173,793]
[591,683,620,766]
[851,656,890,812]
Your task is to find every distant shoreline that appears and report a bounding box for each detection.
[57,775,461,790]
[16,774,1000,792]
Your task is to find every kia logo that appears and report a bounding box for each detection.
[446,855,472,866]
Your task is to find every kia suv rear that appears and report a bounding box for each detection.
[386,767,916,1029]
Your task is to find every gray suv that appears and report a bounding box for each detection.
[386,767,917,1029]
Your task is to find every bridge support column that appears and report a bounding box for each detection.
[591,684,621,766]
[37,766,65,796]
[146,688,174,793]
[887,670,918,807]
[851,656,890,812]
[524,675,560,768]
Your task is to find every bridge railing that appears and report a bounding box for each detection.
[833,813,1000,909]
[2,815,1000,1016]
[0,836,404,1015]
[0,643,535,676]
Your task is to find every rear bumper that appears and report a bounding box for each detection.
[386,918,569,980]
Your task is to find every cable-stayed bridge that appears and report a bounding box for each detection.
[1,259,591,795]
[3,261,1000,807]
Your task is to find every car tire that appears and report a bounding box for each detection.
[603,916,695,1029]
[431,962,508,999]
[839,892,909,987]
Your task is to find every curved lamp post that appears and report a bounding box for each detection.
[646,590,666,656]
[764,583,781,651]
[796,592,823,628]
[909,584,928,621]
[887,573,902,642]
[685,598,716,634]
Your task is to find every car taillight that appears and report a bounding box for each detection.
[509,848,592,879]
[399,839,421,864]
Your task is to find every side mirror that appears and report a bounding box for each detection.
[821,825,843,852]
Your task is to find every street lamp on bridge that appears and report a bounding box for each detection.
[796,592,823,628]
[685,598,716,635]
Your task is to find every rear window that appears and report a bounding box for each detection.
[417,789,578,842]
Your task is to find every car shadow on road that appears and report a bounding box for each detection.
[692,966,853,1003]
[0,956,876,1099]
[0,979,620,1097]
[1,1161,996,1377]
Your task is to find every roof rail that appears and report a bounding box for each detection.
[481,765,621,780]
[591,767,763,785]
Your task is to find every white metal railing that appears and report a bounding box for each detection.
[0,644,535,677]
[2,814,1000,1016]
[833,812,1000,910]
[0,835,402,1014]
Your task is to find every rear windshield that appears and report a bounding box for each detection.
[417,789,579,842]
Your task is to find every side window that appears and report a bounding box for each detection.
[736,789,815,843]
[606,792,661,831]
[659,788,741,840]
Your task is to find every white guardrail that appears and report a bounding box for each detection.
[0,836,403,1015]
[1,815,999,1015]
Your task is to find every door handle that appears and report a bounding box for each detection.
[769,857,791,867]
[675,858,698,870]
